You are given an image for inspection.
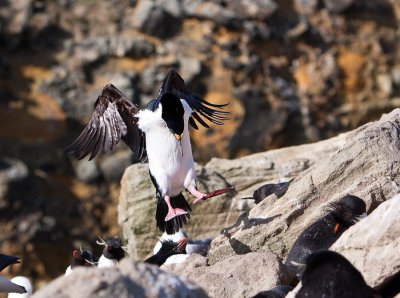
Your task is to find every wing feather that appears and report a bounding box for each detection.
[159,70,230,129]
[66,84,146,161]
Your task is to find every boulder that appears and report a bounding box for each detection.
[161,252,289,298]
[331,194,400,288]
[207,109,400,264]
[32,258,208,298]
[118,129,349,259]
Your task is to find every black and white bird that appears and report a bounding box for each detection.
[64,249,98,276]
[66,70,232,234]
[153,230,212,265]
[145,238,188,267]
[96,237,126,268]
[0,254,26,294]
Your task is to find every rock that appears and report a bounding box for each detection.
[118,127,349,259]
[132,0,182,38]
[323,0,354,13]
[0,0,32,46]
[331,194,400,288]
[0,158,29,202]
[73,159,101,183]
[207,109,400,264]
[162,252,289,298]
[99,150,133,182]
[294,0,319,15]
[32,258,208,298]
[226,0,277,20]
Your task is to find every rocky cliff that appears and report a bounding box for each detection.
[1,0,400,288]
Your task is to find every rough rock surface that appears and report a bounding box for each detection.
[161,252,289,298]
[32,258,208,298]
[118,131,349,259]
[207,109,400,264]
[332,194,400,288]
[1,0,400,286]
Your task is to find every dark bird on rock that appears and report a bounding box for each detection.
[145,238,188,267]
[96,237,126,268]
[285,194,366,279]
[0,254,26,294]
[297,250,377,298]
[65,249,98,276]
[66,70,232,234]
[250,178,294,204]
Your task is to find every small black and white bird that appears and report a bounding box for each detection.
[297,250,377,298]
[96,237,126,268]
[285,194,367,279]
[65,249,98,276]
[0,254,26,294]
[145,238,188,267]
[66,70,232,234]
[153,230,212,265]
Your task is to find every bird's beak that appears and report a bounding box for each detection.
[175,133,183,140]
[176,238,188,252]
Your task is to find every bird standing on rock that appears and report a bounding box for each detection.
[64,249,98,276]
[96,237,126,268]
[145,238,188,267]
[285,194,367,279]
[66,70,232,234]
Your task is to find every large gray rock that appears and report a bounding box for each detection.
[118,128,348,259]
[207,109,400,264]
[32,258,208,298]
[162,252,289,298]
[331,194,400,288]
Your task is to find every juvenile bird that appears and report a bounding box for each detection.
[65,249,98,276]
[285,194,366,279]
[66,70,232,234]
[297,250,377,298]
[96,237,126,268]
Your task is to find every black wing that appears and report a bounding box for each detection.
[158,70,230,130]
[65,84,146,161]
[0,254,20,272]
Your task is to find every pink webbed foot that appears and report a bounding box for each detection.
[165,208,188,222]
[190,186,234,204]
[163,195,188,221]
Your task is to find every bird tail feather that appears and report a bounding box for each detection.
[156,193,191,235]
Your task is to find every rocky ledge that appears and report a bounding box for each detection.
[35,109,400,297]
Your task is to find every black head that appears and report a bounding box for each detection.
[71,249,98,268]
[103,237,125,261]
[160,92,185,139]
[328,195,366,227]
[298,250,375,298]
[145,238,188,266]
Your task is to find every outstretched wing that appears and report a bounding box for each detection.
[159,70,230,130]
[65,84,146,161]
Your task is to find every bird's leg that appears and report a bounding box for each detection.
[189,185,233,204]
[164,195,188,221]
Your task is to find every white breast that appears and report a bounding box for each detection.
[97,255,118,268]
[64,265,73,276]
[137,102,196,196]
[164,254,190,265]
